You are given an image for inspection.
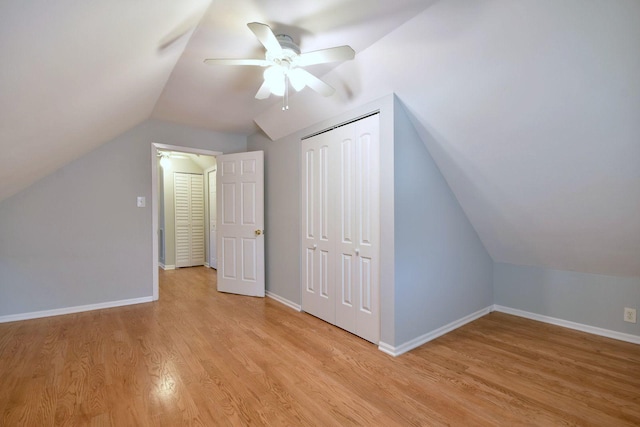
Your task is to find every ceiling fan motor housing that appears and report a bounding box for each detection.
[276,34,300,55]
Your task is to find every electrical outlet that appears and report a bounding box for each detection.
[624,307,637,323]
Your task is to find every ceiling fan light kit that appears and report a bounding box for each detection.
[204,22,355,110]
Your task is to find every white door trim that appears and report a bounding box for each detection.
[151,143,222,300]
[204,165,217,269]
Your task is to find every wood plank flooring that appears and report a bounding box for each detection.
[1,266,639,426]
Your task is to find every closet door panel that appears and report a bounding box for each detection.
[320,249,330,298]
[339,252,355,328]
[340,254,353,307]
[354,115,380,343]
[335,127,357,334]
[340,137,354,244]
[319,145,331,242]
[303,149,316,296]
[304,149,315,240]
[301,135,335,324]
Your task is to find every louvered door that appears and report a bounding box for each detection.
[175,172,205,268]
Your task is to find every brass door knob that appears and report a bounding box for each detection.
[255,229,262,236]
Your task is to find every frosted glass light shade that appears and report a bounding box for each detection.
[264,66,285,96]
[288,68,306,91]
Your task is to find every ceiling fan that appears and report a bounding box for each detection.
[204,22,355,109]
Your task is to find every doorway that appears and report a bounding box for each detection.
[158,152,215,269]
[151,143,222,300]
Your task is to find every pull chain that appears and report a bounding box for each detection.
[282,75,290,111]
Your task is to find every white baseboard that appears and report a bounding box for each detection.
[378,306,492,357]
[204,262,210,268]
[160,264,175,270]
[377,342,397,356]
[493,305,640,345]
[0,296,154,324]
[266,291,302,312]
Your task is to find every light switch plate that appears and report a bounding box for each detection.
[137,196,146,208]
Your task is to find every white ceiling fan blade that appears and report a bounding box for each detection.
[247,22,283,56]
[255,81,271,100]
[295,46,355,67]
[295,69,335,97]
[204,58,271,66]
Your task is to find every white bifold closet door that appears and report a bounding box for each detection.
[301,114,380,344]
[175,172,205,268]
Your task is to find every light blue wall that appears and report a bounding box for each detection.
[247,130,301,304]
[393,100,494,344]
[494,262,640,336]
[0,119,246,317]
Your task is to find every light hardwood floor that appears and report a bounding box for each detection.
[1,267,639,426]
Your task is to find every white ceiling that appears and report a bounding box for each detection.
[1,0,639,277]
[151,0,435,133]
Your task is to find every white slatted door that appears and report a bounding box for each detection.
[175,173,191,267]
[216,151,265,297]
[301,131,336,324]
[175,173,205,268]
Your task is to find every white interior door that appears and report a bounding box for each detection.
[216,151,265,297]
[208,169,217,269]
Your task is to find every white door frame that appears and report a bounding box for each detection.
[204,165,217,269]
[151,143,222,300]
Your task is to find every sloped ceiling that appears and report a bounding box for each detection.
[1,0,638,277]
[255,0,640,277]
[0,0,211,201]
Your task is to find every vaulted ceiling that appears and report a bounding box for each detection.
[1,0,638,277]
